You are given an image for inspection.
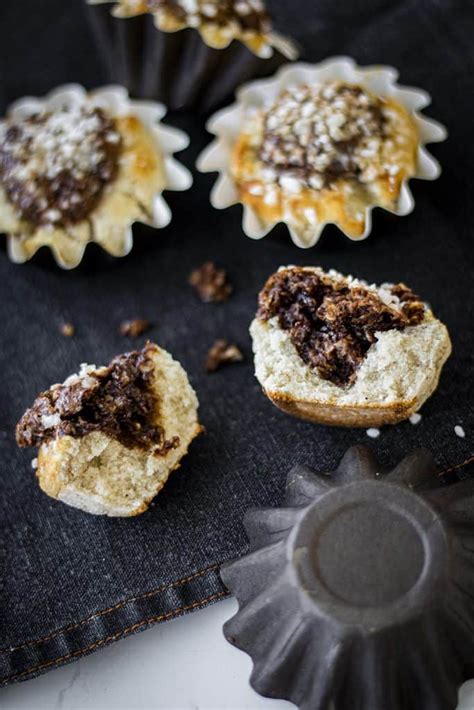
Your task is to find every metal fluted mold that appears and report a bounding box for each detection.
[220,446,474,710]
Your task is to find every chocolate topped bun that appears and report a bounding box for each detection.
[231,81,418,240]
[0,85,191,268]
[16,343,201,516]
[198,58,446,246]
[250,266,451,427]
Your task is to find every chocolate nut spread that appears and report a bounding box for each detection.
[257,268,425,387]
[16,344,179,454]
[259,82,387,191]
[0,105,121,227]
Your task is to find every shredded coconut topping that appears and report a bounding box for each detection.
[259,81,393,192]
[0,105,121,226]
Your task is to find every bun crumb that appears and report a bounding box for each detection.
[17,343,200,516]
[251,265,451,428]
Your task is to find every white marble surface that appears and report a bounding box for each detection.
[2,597,474,710]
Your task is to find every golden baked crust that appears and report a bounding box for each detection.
[230,85,418,241]
[0,113,165,268]
[264,389,429,428]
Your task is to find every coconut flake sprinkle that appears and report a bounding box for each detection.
[366,428,381,439]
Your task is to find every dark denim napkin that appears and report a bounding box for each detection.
[0,0,472,687]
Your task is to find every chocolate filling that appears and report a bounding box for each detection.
[146,0,270,33]
[0,106,121,227]
[257,268,425,387]
[16,344,179,454]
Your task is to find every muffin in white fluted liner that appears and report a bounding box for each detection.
[0,84,192,268]
[94,0,296,58]
[197,57,447,248]
[86,0,298,112]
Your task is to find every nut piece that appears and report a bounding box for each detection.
[119,319,152,338]
[59,322,75,337]
[206,340,243,372]
[189,261,232,303]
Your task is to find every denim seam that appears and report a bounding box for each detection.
[437,455,474,477]
[0,589,230,685]
[0,562,222,655]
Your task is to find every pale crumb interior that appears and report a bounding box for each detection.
[251,313,451,408]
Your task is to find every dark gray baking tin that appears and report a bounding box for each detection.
[221,446,474,710]
[86,6,292,112]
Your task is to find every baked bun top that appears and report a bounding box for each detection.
[0,85,193,268]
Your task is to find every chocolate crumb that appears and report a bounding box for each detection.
[119,319,152,338]
[59,322,75,337]
[206,340,244,372]
[154,435,180,457]
[189,262,232,303]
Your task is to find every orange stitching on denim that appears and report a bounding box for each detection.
[0,590,230,685]
[0,562,222,655]
[437,455,474,477]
